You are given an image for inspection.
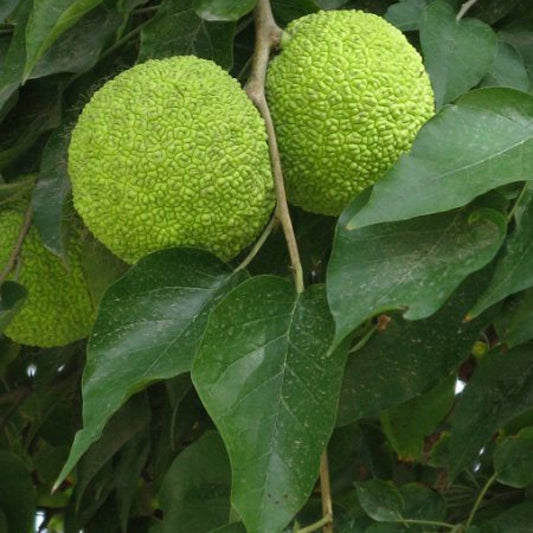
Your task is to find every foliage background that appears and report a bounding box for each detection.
[1,0,533,532]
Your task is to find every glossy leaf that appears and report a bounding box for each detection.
[380,376,456,461]
[23,0,103,79]
[469,185,533,318]
[140,0,234,70]
[329,200,505,344]
[449,346,533,478]
[0,451,36,533]
[192,278,348,533]
[0,281,27,332]
[493,426,533,488]
[345,88,533,231]
[150,431,232,533]
[337,268,491,424]
[420,0,497,109]
[194,0,256,21]
[56,248,246,488]
[356,480,403,522]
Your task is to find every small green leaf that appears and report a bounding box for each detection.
[140,0,235,70]
[356,480,403,522]
[23,0,103,79]
[56,248,246,488]
[381,376,456,461]
[0,451,36,533]
[345,88,533,231]
[469,185,533,318]
[194,0,256,21]
[385,0,426,31]
[192,278,348,533]
[450,346,533,479]
[151,431,232,533]
[329,202,505,344]
[494,426,533,487]
[420,0,497,109]
[0,281,27,332]
[400,483,447,522]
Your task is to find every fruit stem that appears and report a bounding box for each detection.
[456,0,480,20]
[0,202,33,285]
[245,0,304,295]
[235,215,278,271]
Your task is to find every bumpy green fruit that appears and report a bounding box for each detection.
[0,209,94,347]
[266,10,435,215]
[69,56,275,264]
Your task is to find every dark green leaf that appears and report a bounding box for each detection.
[485,502,533,532]
[500,28,533,91]
[469,0,523,25]
[337,268,491,424]
[345,89,533,231]
[329,201,505,344]
[56,248,246,488]
[479,40,530,91]
[0,0,20,22]
[356,480,403,522]
[450,346,533,478]
[380,375,456,461]
[420,0,497,109]
[23,0,103,79]
[364,525,406,533]
[271,0,318,26]
[76,394,150,508]
[139,0,235,70]
[494,426,533,488]
[208,523,246,533]
[469,185,533,318]
[0,174,35,207]
[400,483,447,522]
[192,278,348,533]
[0,451,36,533]
[151,431,232,533]
[194,0,256,21]
[385,0,426,31]
[0,281,27,332]
[495,288,533,347]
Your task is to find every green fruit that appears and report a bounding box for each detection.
[69,56,275,264]
[266,10,435,215]
[0,209,95,347]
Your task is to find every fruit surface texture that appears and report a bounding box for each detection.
[69,56,275,264]
[0,209,94,347]
[266,10,435,215]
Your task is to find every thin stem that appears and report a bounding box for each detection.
[507,182,530,222]
[456,0,480,20]
[235,216,278,271]
[0,203,32,286]
[402,518,455,530]
[297,514,333,533]
[465,472,498,528]
[319,453,334,533]
[245,0,304,294]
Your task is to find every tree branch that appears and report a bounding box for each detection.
[245,0,304,294]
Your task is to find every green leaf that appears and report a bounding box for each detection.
[449,346,533,478]
[208,523,246,533]
[0,451,36,533]
[380,375,456,461]
[485,502,533,532]
[495,288,533,348]
[494,426,533,488]
[139,0,235,70]
[23,0,103,79]
[400,483,447,522]
[0,174,35,207]
[56,248,246,488]
[385,0,426,31]
[271,0,318,26]
[150,431,232,533]
[192,278,348,533]
[356,480,403,522]
[194,0,256,21]
[500,28,533,91]
[0,281,27,332]
[31,128,71,256]
[329,200,505,344]
[480,40,530,91]
[337,267,492,424]
[420,0,497,109]
[469,185,533,318]
[0,0,20,22]
[364,525,406,533]
[469,0,523,25]
[345,88,533,231]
